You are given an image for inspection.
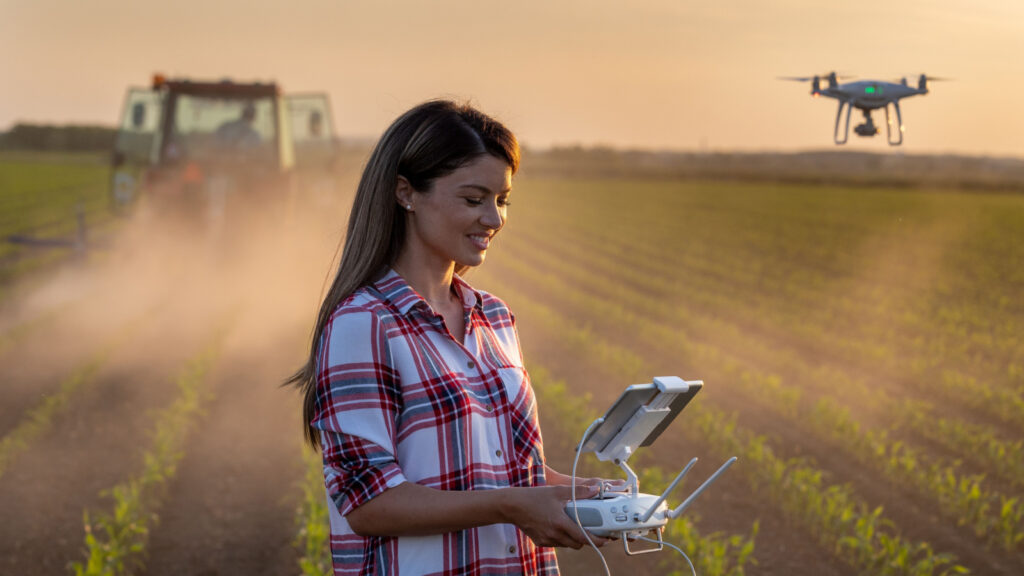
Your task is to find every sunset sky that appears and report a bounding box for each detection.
[2,0,1022,157]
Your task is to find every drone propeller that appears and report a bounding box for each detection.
[899,74,952,82]
[826,71,855,82]
[898,74,952,91]
[779,71,854,82]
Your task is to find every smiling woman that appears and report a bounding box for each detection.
[286,100,614,576]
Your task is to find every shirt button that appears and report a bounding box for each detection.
[495,449,503,458]
[486,405,494,412]
[508,545,517,554]
[467,360,475,369]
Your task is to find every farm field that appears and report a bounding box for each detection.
[0,152,117,291]
[1,152,1022,575]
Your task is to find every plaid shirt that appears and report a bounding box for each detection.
[313,269,558,575]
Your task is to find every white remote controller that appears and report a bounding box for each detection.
[565,493,669,539]
[564,377,738,555]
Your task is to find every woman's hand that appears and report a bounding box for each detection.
[502,484,609,549]
[577,476,629,496]
[544,465,629,495]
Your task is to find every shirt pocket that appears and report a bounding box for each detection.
[496,366,545,482]
[497,366,529,409]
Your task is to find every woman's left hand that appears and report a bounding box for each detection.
[577,476,629,497]
[545,465,628,496]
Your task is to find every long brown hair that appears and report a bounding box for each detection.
[287,100,520,447]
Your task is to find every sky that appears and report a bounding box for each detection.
[2,0,1023,157]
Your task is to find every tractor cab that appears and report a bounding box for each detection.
[110,75,335,215]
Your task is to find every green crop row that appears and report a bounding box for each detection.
[476,271,970,575]
[509,212,1022,432]
[495,234,1018,473]
[70,329,226,576]
[486,242,1022,551]
[510,180,1022,404]
[887,400,1024,491]
[691,409,968,576]
[601,223,1024,480]
[936,370,1024,432]
[515,178,1023,333]
[0,315,144,479]
[0,355,105,479]
[294,448,332,576]
[504,200,1024,441]
[527,365,759,576]
[811,398,1023,551]
[0,153,117,284]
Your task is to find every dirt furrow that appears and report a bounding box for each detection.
[473,269,859,576]
[0,302,214,574]
[143,310,306,576]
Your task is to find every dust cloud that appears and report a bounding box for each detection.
[0,160,362,572]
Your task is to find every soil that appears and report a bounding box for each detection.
[1,178,1019,576]
[481,216,1024,576]
[0,201,335,575]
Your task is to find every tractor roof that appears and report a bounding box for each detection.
[153,75,279,97]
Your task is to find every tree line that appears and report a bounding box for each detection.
[0,123,117,152]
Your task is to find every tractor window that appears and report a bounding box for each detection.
[287,94,335,169]
[114,89,163,163]
[165,96,277,164]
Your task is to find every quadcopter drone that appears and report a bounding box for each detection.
[565,376,736,575]
[782,72,942,146]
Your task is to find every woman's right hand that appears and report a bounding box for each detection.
[502,484,608,549]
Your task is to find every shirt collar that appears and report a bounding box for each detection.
[374,268,483,318]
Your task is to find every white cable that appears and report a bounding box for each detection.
[571,417,610,576]
[636,535,697,576]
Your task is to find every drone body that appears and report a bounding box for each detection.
[784,72,938,146]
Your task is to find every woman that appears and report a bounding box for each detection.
[289,100,608,575]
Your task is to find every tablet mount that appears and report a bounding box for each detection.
[565,376,737,557]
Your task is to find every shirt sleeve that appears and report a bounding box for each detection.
[311,306,407,517]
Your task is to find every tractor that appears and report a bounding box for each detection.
[109,74,337,235]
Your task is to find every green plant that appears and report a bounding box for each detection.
[295,448,331,576]
[69,332,225,575]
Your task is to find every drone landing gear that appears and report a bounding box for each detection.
[833,100,852,145]
[835,102,905,146]
[884,101,904,146]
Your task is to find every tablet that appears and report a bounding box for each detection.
[580,377,703,457]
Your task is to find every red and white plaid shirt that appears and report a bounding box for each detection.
[313,269,558,575]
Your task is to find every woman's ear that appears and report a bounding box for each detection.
[395,176,415,211]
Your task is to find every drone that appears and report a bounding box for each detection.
[782,72,942,146]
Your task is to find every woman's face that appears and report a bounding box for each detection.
[400,154,512,269]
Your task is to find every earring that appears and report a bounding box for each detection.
[406,204,412,211]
